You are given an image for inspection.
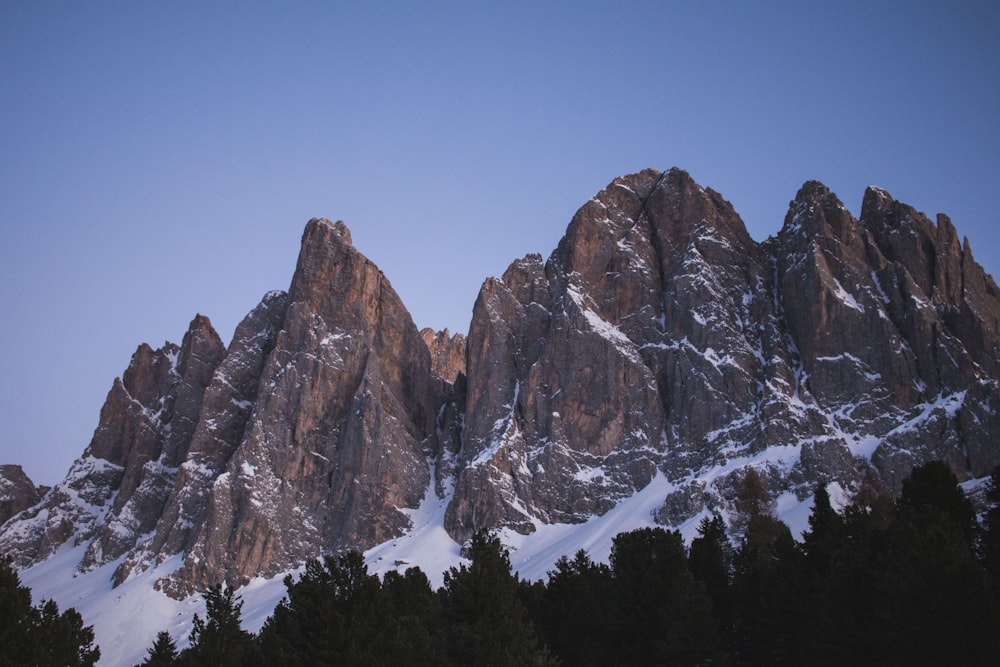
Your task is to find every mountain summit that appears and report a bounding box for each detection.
[3,168,998,635]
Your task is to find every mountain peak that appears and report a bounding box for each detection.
[306,217,352,245]
[3,169,999,664]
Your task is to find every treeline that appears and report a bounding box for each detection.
[0,556,100,666]
[5,460,1000,666]
[135,460,1000,666]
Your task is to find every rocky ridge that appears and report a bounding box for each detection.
[0,465,46,526]
[2,169,998,598]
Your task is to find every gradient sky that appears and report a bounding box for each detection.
[2,1,998,487]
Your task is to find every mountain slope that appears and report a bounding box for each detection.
[2,167,999,665]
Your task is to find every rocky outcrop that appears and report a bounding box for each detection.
[2,170,998,598]
[0,465,45,527]
[0,316,226,569]
[446,168,1000,540]
[159,219,444,595]
[421,328,467,383]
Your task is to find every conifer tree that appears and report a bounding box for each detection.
[440,531,555,666]
[801,483,844,574]
[538,549,614,666]
[180,584,256,667]
[138,630,178,666]
[609,527,719,666]
[378,567,442,665]
[898,459,978,547]
[982,465,1000,578]
[0,556,101,667]
[688,514,734,636]
[731,514,801,666]
[257,552,386,666]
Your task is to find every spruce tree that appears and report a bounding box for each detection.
[138,630,178,666]
[0,556,101,667]
[440,531,555,666]
[688,513,733,631]
[257,552,385,666]
[181,584,256,667]
[538,549,614,666]
[609,527,720,666]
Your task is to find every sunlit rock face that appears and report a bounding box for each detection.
[447,168,1000,540]
[2,169,998,598]
[160,219,449,595]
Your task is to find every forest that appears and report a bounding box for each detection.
[4,460,1000,666]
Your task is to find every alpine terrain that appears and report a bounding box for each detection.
[2,168,999,665]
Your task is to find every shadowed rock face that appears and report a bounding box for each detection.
[3,170,999,595]
[0,465,45,527]
[447,168,1000,541]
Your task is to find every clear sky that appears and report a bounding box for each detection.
[2,1,998,487]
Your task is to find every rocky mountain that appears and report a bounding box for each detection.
[2,168,999,608]
[0,465,47,526]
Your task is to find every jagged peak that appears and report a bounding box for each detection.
[606,167,665,200]
[780,179,854,242]
[306,217,352,245]
[502,253,545,284]
[180,313,223,348]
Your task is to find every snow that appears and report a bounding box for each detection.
[365,460,463,588]
[565,283,643,365]
[15,445,933,667]
[831,276,864,312]
[21,547,200,667]
[886,391,968,437]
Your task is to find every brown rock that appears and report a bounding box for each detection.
[0,465,44,527]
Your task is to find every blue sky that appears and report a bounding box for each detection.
[2,1,998,486]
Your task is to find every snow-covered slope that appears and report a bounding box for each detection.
[22,466,821,667]
[5,167,1000,666]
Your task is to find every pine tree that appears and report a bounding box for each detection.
[0,555,37,665]
[731,514,801,666]
[181,584,256,667]
[378,567,442,665]
[982,465,1000,578]
[730,467,772,536]
[138,630,178,666]
[688,514,734,640]
[440,531,555,666]
[609,527,720,666]
[884,462,996,665]
[0,556,101,667]
[801,483,844,574]
[898,459,978,547]
[537,549,614,666]
[257,551,402,666]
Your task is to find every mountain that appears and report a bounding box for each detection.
[2,168,999,664]
[0,465,47,526]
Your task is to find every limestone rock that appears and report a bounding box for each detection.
[3,171,998,600]
[447,168,1000,539]
[161,219,442,594]
[421,328,467,383]
[0,465,44,527]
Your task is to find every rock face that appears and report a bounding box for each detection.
[2,171,999,597]
[0,465,45,527]
[421,328,467,383]
[446,168,1000,539]
[159,219,447,595]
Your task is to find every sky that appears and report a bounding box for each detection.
[2,1,998,487]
